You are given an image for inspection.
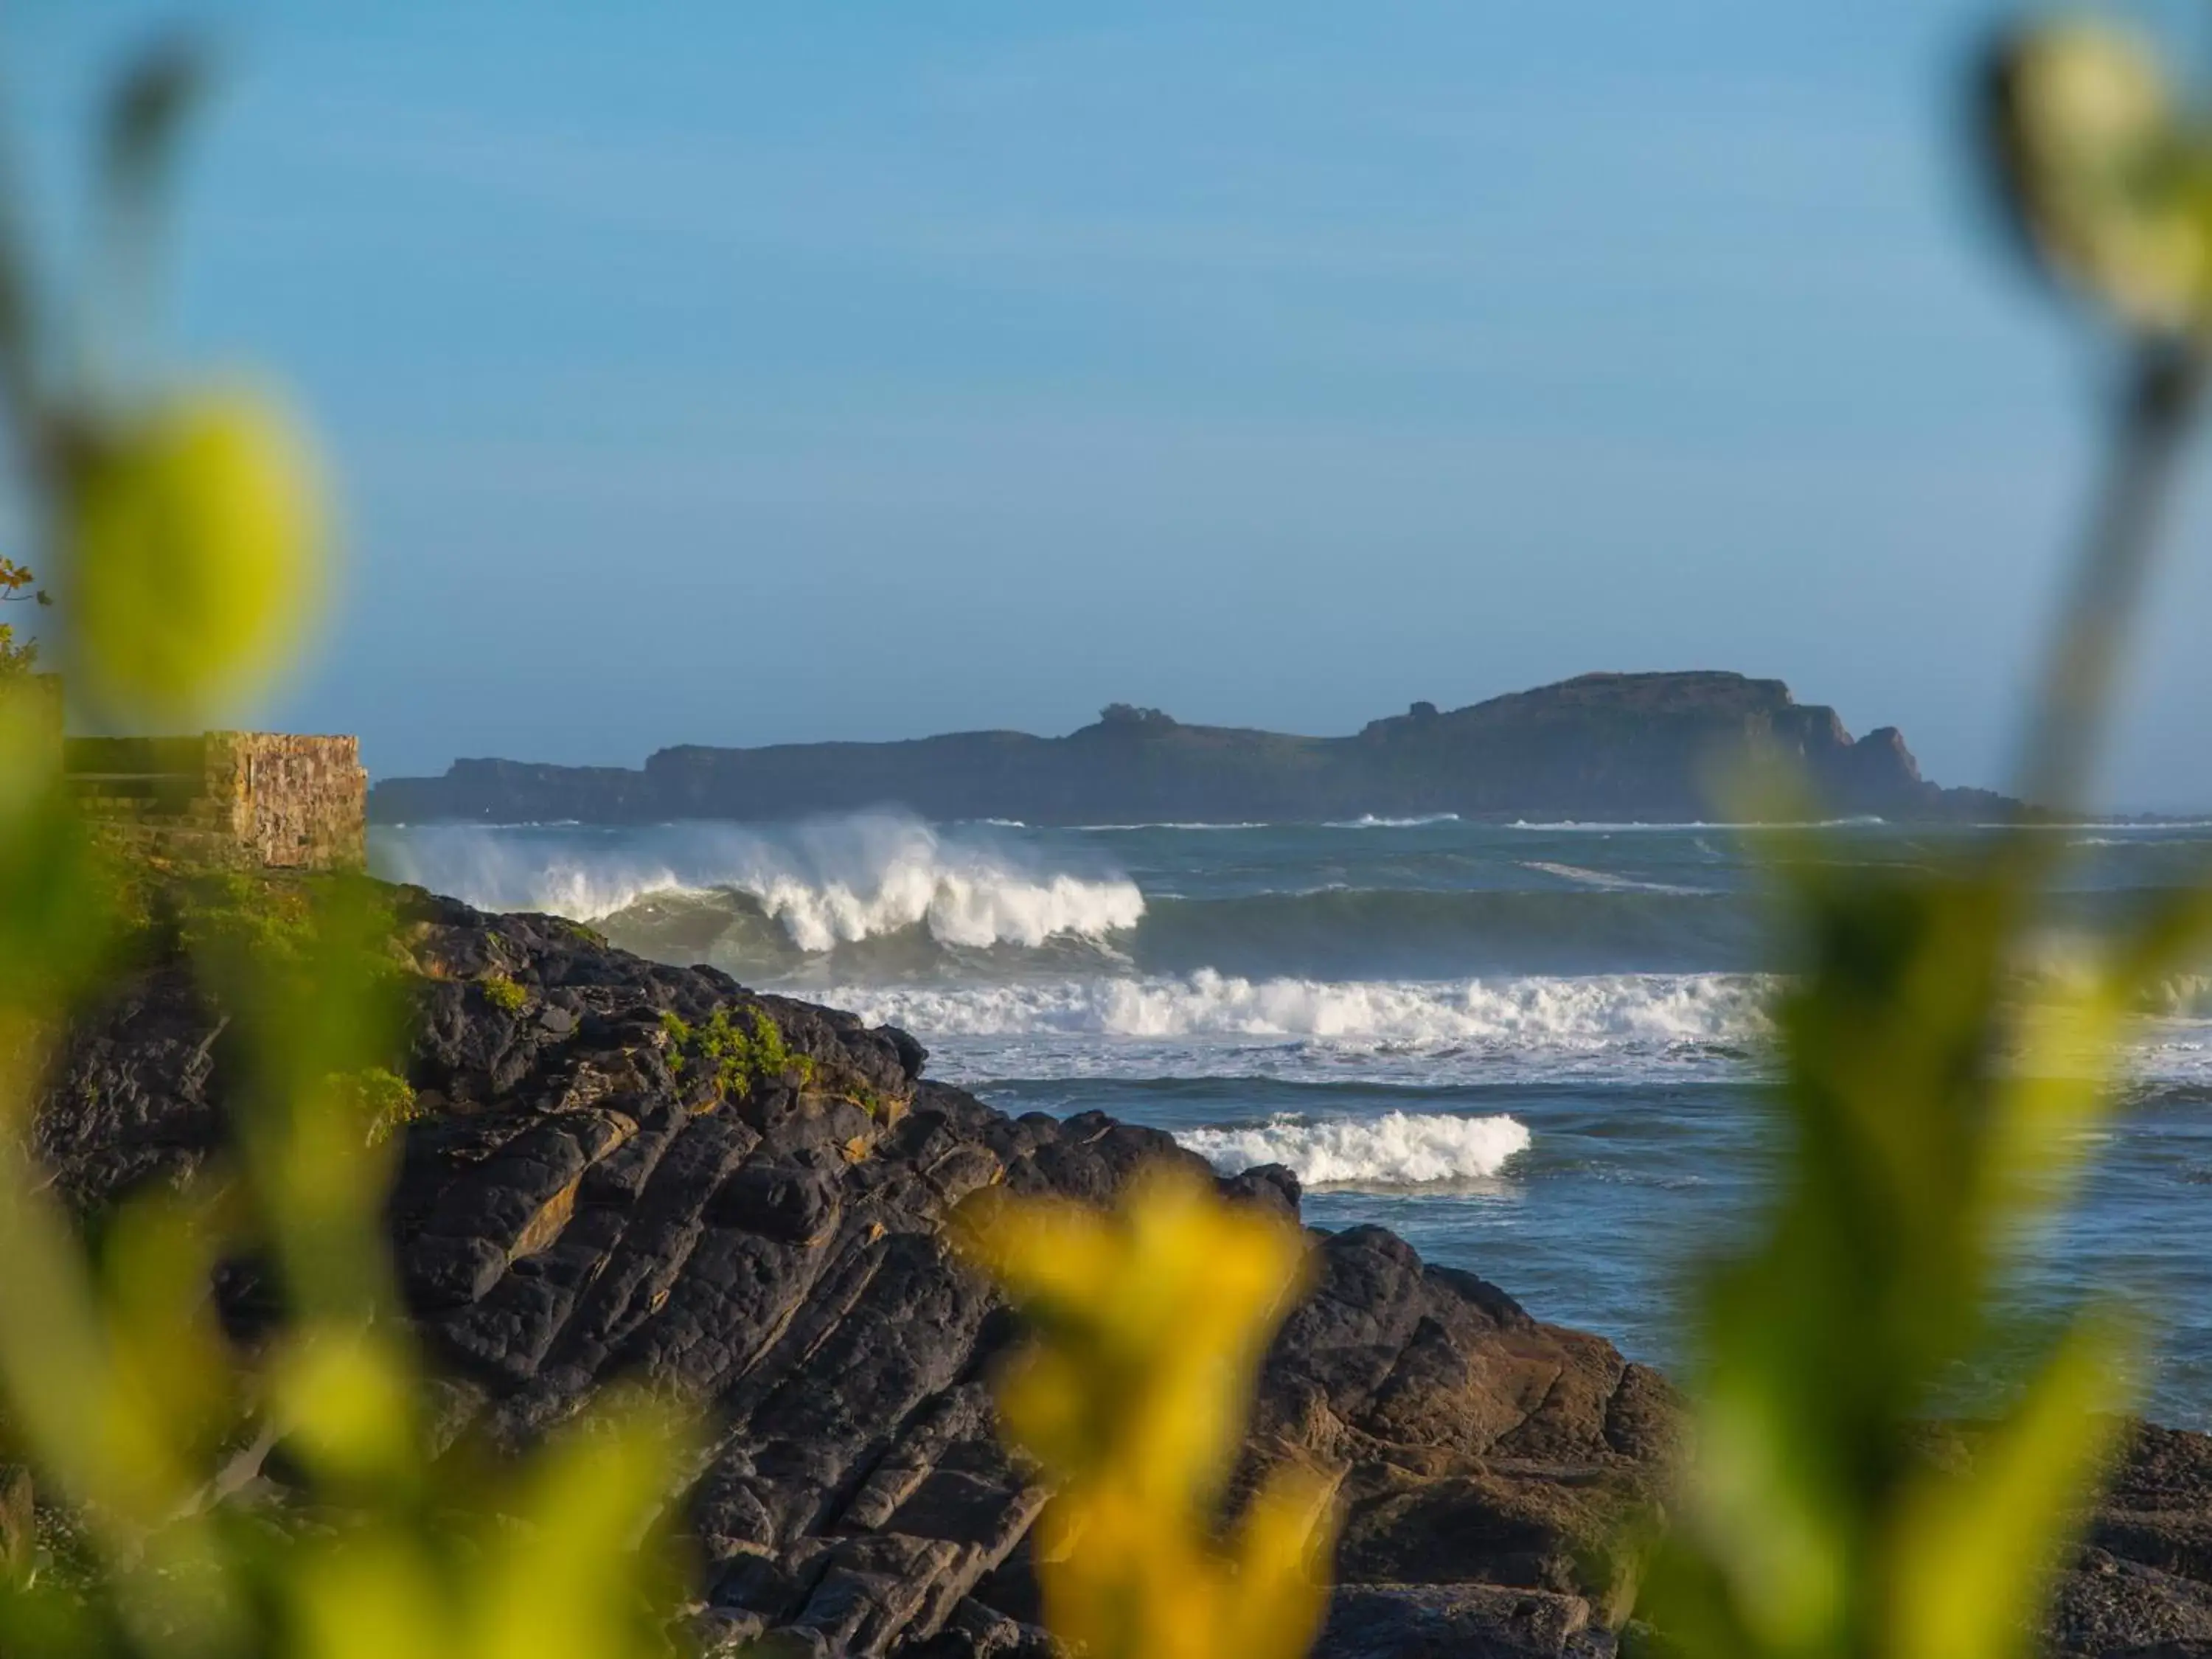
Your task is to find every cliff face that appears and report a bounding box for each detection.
[369,672,2015,827]
[35,893,2212,1659]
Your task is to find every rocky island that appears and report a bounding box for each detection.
[36,885,2210,1658]
[369,672,2020,827]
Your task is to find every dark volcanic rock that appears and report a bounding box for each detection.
[31,891,2208,1658]
[369,670,2017,827]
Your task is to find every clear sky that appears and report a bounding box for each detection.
[15,1,2212,807]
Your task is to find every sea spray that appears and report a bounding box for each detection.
[1178,1110,1531,1186]
[828,969,1775,1046]
[369,815,1145,950]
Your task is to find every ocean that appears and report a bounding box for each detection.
[371,811,2212,1425]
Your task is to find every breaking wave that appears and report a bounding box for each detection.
[824,969,1775,1046]
[376,821,1773,975]
[1178,1110,1531,1187]
[2142,973,2212,1020]
[368,816,1144,952]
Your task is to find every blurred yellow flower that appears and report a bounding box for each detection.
[954,1162,1336,1659]
[68,387,325,723]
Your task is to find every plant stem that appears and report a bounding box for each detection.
[2016,344,2205,826]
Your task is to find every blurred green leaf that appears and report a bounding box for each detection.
[0,27,702,1659]
[1888,1315,2132,1659]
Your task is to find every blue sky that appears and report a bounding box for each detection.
[16,1,2212,806]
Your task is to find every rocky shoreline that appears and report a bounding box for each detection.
[35,891,2212,1658]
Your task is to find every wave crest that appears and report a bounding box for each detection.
[827,969,1773,1046]
[369,816,1145,952]
[1178,1110,1531,1187]
[1324,813,1461,829]
[1521,860,1710,895]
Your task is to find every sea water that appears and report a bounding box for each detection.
[373,812,2212,1425]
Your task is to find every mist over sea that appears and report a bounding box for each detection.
[373,812,2212,1424]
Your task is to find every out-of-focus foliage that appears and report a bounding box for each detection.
[67,390,324,726]
[1635,827,2206,1659]
[1633,14,2212,1659]
[0,10,2205,1659]
[953,1163,1337,1659]
[0,33,693,1659]
[1983,21,2212,336]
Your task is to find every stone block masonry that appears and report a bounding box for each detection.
[66,731,367,872]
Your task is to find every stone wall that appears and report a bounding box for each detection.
[66,731,366,872]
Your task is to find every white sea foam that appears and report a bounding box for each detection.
[1178,1110,1531,1186]
[1520,860,1709,895]
[2145,973,2212,1020]
[1509,818,1886,831]
[369,815,1145,952]
[1324,813,1461,829]
[824,969,1774,1046]
[1071,821,1269,832]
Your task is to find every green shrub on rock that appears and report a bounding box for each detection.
[661,1005,815,1105]
[330,1065,423,1147]
[479,971,528,1014]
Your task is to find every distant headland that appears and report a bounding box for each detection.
[369,670,2019,827]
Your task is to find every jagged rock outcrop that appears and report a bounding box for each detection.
[31,892,2204,1658]
[369,671,2020,827]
